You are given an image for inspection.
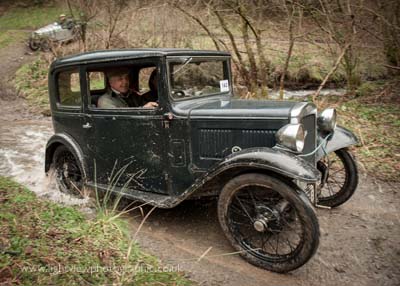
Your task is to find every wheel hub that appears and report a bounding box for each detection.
[62,162,70,178]
[253,205,281,232]
[253,218,268,232]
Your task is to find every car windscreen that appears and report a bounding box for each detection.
[168,58,230,100]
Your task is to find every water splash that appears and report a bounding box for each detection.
[0,118,88,206]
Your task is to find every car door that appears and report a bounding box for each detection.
[88,108,167,194]
[82,62,169,195]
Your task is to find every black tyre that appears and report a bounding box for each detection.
[40,39,51,52]
[317,148,358,208]
[53,145,84,197]
[218,173,320,273]
[28,39,40,51]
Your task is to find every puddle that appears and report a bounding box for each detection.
[269,88,346,99]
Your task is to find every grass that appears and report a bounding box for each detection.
[15,56,50,114]
[0,30,27,49]
[317,80,400,182]
[0,4,70,48]
[339,102,400,182]
[0,6,66,30]
[0,177,191,285]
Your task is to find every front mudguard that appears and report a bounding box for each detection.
[159,147,321,208]
[316,126,359,161]
[205,147,321,183]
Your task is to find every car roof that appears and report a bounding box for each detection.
[51,48,231,69]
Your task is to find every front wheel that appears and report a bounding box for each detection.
[218,173,320,273]
[317,148,358,208]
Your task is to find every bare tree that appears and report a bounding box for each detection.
[67,0,135,50]
[278,0,308,99]
[171,0,271,97]
[102,0,128,49]
[366,1,400,74]
[66,0,99,51]
[301,0,362,99]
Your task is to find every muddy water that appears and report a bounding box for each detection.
[270,88,346,99]
[0,102,88,205]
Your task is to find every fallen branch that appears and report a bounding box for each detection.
[383,64,400,71]
[313,42,351,102]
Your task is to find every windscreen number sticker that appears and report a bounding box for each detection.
[220,80,229,92]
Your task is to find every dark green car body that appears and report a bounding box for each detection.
[45,48,357,208]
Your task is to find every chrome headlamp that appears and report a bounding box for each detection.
[318,108,337,133]
[275,123,305,153]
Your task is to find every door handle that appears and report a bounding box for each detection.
[163,112,173,129]
[82,122,92,129]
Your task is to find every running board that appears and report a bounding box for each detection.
[86,182,181,209]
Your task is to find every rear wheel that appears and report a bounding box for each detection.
[53,145,84,197]
[317,148,358,208]
[218,173,319,273]
[40,39,51,52]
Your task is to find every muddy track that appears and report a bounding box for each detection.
[0,39,399,286]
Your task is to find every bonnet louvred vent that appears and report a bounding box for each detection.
[198,129,276,159]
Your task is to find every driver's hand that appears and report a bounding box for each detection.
[143,101,158,108]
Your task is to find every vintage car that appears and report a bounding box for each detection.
[45,49,359,273]
[28,20,80,51]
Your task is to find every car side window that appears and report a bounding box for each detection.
[57,69,81,107]
[87,71,107,108]
[138,67,156,93]
[88,63,159,110]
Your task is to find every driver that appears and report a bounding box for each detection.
[98,68,158,109]
[59,14,74,30]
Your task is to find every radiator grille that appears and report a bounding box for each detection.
[301,114,317,163]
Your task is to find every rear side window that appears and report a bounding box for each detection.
[57,69,81,107]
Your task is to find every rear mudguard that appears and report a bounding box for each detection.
[316,126,359,161]
[44,133,87,178]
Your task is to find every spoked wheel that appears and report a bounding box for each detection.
[218,173,319,273]
[28,39,40,51]
[317,148,358,208]
[53,146,84,197]
[40,39,51,52]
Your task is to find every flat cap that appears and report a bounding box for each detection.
[106,67,130,79]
